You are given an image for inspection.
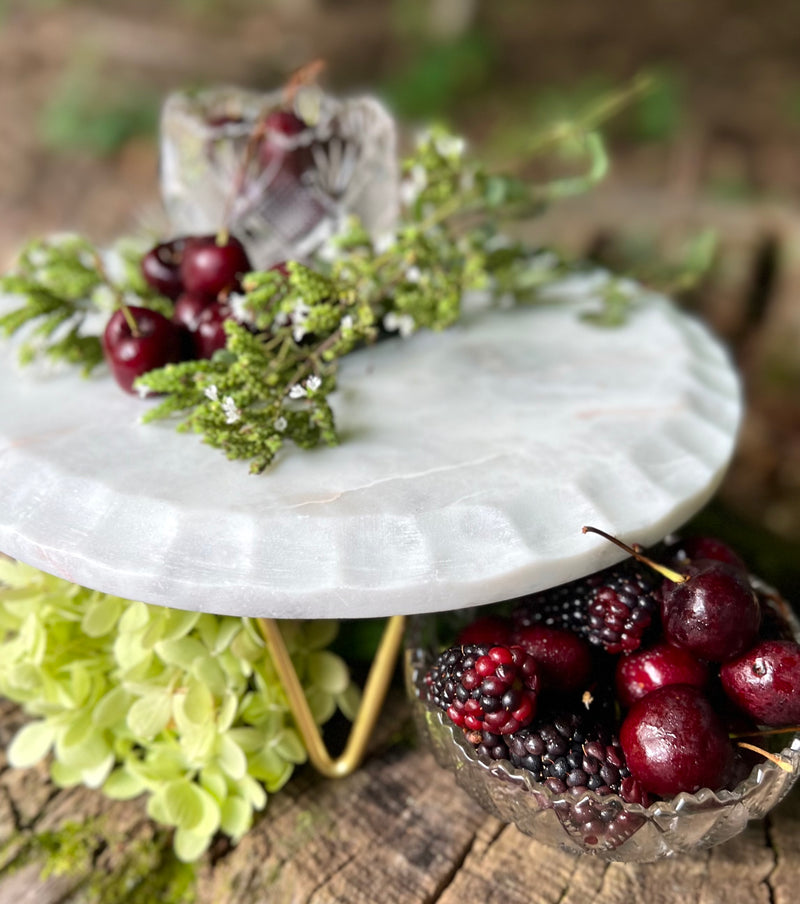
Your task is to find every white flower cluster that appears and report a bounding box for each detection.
[382,311,416,338]
[287,373,323,400]
[204,385,241,424]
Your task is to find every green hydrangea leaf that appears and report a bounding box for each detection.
[216,734,247,781]
[228,726,269,754]
[117,601,150,634]
[240,773,268,810]
[81,595,123,637]
[127,691,172,740]
[113,628,152,672]
[6,662,42,695]
[220,796,252,840]
[199,766,227,802]
[216,691,238,734]
[160,609,201,642]
[19,613,47,664]
[163,780,221,837]
[303,686,336,725]
[273,728,306,764]
[335,683,362,722]
[92,686,131,729]
[210,618,244,655]
[67,664,92,707]
[103,767,146,800]
[8,720,55,767]
[155,637,208,671]
[56,717,111,769]
[0,559,41,589]
[263,760,293,794]
[50,758,83,787]
[177,678,214,725]
[163,779,204,830]
[81,752,115,789]
[126,746,186,787]
[146,787,170,825]
[174,827,213,864]
[307,650,350,695]
[302,620,339,651]
[230,627,264,663]
[190,654,227,698]
[248,746,293,788]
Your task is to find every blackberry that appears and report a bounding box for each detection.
[506,711,651,806]
[506,710,651,850]
[425,644,540,735]
[464,729,512,762]
[512,560,661,654]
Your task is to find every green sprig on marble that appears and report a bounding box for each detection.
[135,127,577,471]
[0,234,170,374]
[0,92,636,474]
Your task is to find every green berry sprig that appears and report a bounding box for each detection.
[0,235,169,373]
[134,128,579,471]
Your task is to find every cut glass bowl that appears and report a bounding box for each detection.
[405,584,800,862]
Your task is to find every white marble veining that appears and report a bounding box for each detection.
[0,274,741,617]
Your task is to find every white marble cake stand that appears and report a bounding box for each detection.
[0,268,742,776]
[0,270,740,620]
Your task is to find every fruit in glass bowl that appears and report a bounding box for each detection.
[406,536,800,862]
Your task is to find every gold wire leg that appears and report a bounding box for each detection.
[257,615,406,778]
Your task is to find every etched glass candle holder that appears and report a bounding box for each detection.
[159,85,399,268]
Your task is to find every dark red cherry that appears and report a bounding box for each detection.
[457,616,512,647]
[141,237,192,300]
[206,113,245,128]
[511,625,593,694]
[259,110,312,178]
[660,560,761,662]
[180,234,251,297]
[192,301,232,359]
[721,640,800,726]
[172,291,216,332]
[667,535,746,571]
[620,684,734,797]
[102,306,183,394]
[615,642,709,709]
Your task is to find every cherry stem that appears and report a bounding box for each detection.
[581,525,688,584]
[282,59,326,107]
[91,250,140,338]
[731,726,800,739]
[119,303,140,337]
[737,742,794,773]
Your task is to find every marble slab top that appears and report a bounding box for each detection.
[0,270,741,618]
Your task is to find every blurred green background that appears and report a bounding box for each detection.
[1,0,799,596]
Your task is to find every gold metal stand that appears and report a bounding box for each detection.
[257,615,406,778]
